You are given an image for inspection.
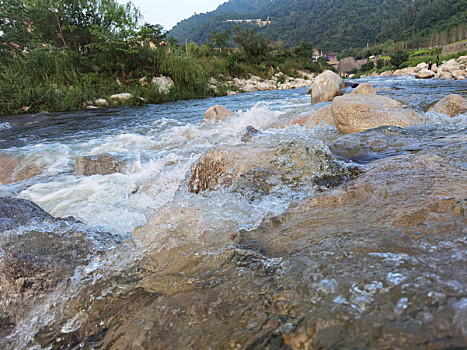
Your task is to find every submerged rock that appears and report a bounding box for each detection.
[332,94,422,134]
[75,153,123,176]
[428,94,467,117]
[0,156,41,185]
[310,70,345,104]
[7,142,466,350]
[204,105,234,123]
[240,125,261,143]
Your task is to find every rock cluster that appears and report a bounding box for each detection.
[273,84,423,133]
[366,56,467,80]
[224,71,315,95]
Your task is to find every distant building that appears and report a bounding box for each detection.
[224,17,271,27]
[312,49,323,62]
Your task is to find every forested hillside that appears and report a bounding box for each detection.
[169,0,467,51]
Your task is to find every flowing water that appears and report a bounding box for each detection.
[0,76,466,349]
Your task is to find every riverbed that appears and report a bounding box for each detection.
[1,76,466,349]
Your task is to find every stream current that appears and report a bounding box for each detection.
[0,76,466,349]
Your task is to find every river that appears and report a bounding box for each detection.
[1,76,466,349]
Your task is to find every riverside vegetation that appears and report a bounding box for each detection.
[0,0,327,116]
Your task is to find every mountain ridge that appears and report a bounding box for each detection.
[168,0,467,52]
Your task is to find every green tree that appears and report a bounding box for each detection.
[0,0,32,56]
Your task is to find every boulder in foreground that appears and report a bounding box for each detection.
[415,69,436,79]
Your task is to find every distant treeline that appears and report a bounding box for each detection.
[169,0,467,52]
[0,0,327,115]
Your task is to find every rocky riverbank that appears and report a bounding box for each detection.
[362,55,467,80]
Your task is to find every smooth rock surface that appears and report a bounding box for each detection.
[415,69,436,79]
[331,94,422,134]
[110,93,133,102]
[350,83,376,95]
[204,105,234,123]
[310,70,345,104]
[428,94,467,117]
[0,156,41,185]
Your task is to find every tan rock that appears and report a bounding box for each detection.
[240,144,467,257]
[187,139,347,194]
[310,70,345,104]
[350,83,376,95]
[331,94,422,134]
[94,99,108,107]
[428,94,467,117]
[415,69,435,79]
[452,70,466,80]
[438,71,454,80]
[380,70,393,76]
[294,105,334,129]
[392,67,416,76]
[110,93,133,102]
[0,156,41,185]
[204,105,234,123]
[75,154,123,176]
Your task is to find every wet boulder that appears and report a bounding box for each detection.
[290,105,334,129]
[310,70,345,104]
[428,94,467,117]
[75,153,123,176]
[240,143,467,257]
[204,105,234,123]
[0,156,41,185]
[415,69,435,79]
[240,125,261,143]
[0,198,115,338]
[350,83,376,95]
[331,94,422,134]
[187,137,357,195]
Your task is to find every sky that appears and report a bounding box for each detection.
[121,0,227,31]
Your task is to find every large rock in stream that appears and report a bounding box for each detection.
[331,94,423,134]
[0,156,42,185]
[0,198,115,338]
[428,94,467,117]
[273,87,422,134]
[310,70,345,104]
[187,137,359,195]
